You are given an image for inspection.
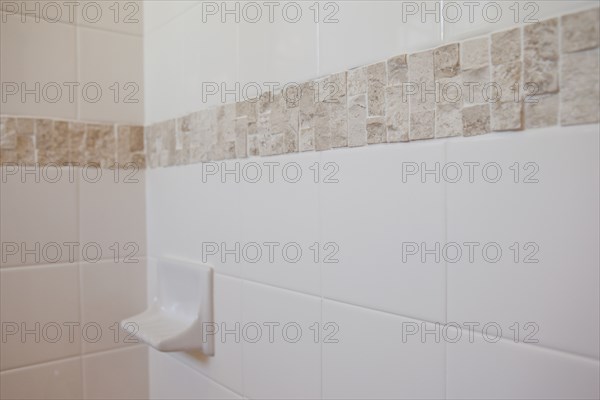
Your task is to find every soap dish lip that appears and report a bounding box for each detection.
[120,258,214,355]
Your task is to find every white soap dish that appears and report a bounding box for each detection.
[120,258,214,355]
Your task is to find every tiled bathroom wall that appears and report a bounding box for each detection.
[0,2,147,399]
[142,2,600,400]
[1,1,599,399]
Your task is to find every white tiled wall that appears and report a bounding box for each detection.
[0,2,144,124]
[145,124,600,399]
[0,166,148,399]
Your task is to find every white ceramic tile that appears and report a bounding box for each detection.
[78,166,146,261]
[82,345,148,399]
[146,162,244,277]
[78,27,144,124]
[447,330,600,399]
[77,1,144,36]
[321,142,447,323]
[149,348,242,400]
[143,18,185,123]
[446,125,600,358]
[0,1,77,24]
[79,259,147,353]
[0,13,77,119]
[171,274,243,393]
[240,152,321,295]
[238,1,318,87]
[0,357,83,400]
[242,281,321,400]
[443,1,598,42]
[323,300,445,399]
[143,0,198,34]
[0,166,79,267]
[181,4,238,113]
[319,1,442,75]
[0,264,81,371]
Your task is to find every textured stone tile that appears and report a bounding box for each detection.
[525,94,559,129]
[491,27,521,65]
[36,119,69,165]
[235,116,248,158]
[462,67,490,105]
[84,123,117,167]
[492,61,522,102]
[387,54,408,86]
[561,49,600,126]
[314,101,331,151]
[328,72,348,148]
[409,50,435,112]
[299,128,315,152]
[491,101,523,131]
[347,66,367,97]
[189,109,217,163]
[434,43,460,78]
[215,103,237,160]
[462,37,489,70]
[437,75,463,106]
[248,134,260,156]
[145,119,175,168]
[367,117,386,144]
[299,81,316,131]
[463,104,491,136]
[562,8,600,53]
[348,95,367,147]
[524,18,559,94]
[237,99,258,135]
[435,103,463,138]
[1,118,35,165]
[0,117,16,150]
[117,125,145,168]
[409,110,435,140]
[367,62,387,116]
[385,85,409,142]
[67,122,85,166]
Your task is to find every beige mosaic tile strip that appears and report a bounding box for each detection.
[1,8,598,169]
[0,117,145,168]
[143,7,596,168]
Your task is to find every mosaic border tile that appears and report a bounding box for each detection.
[1,8,598,169]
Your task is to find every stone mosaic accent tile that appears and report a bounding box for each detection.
[0,117,35,165]
[463,104,491,137]
[366,117,386,144]
[328,72,348,148]
[491,101,523,131]
[436,103,463,138]
[491,26,523,131]
[367,62,387,116]
[491,27,521,65]
[117,125,146,168]
[561,48,600,126]
[348,94,367,147]
[385,85,409,143]
[347,66,367,97]
[2,8,598,168]
[434,43,460,78]
[387,55,407,87]
[409,50,435,139]
[525,94,559,129]
[36,119,69,166]
[562,8,600,53]
[146,119,175,168]
[462,37,489,70]
[409,110,435,141]
[524,18,559,94]
[409,50,436,113]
